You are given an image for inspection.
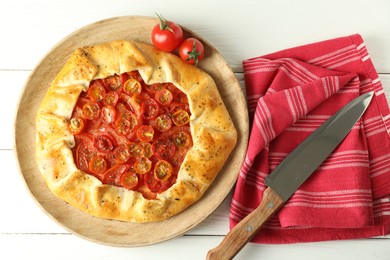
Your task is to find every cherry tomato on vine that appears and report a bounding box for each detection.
[179,38,205,65]
[151,14,183,52]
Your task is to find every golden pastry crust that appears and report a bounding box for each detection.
[36,40,237,222]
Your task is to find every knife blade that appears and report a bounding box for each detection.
[206,91,374,260]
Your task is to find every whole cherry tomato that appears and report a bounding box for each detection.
[179,38,205,65]
[151,14,183,52]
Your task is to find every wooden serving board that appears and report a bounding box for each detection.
[14,16,249,246]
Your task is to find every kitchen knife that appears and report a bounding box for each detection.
[206,91,374,260]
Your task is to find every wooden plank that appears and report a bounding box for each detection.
[0,233,390,260]
[0,1,390,72]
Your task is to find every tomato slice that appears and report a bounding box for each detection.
[152,138,176,160]
[172,129,193,148]
[120,171,139,190]
[153,114,172,132]
[102,164,127,186]
[101,105,117,124]
[68,117,85,135]
[144,171,174,193]
[118,93,142,118]
[154,160,173,181]
[103,91,119,107]
[113,144,131,163]
[170,102,190,114]
[88,155,107,177]
[155,88,173,106]
[114,118,130,135]
[134,157,152,174]
[141,142,153,158]
[127,142,144,157]
[170,149,187,168]
[141,99,160,120]
[136,125,154,143]
[123,78,142,96]
[88,82,106,102]
[93,133,116,153]
[103,74,122,92]
[171,110,190,126]
[75,141,95,174]
[82,102,101,120]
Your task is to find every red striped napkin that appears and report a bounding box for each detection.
[230,34,390,243]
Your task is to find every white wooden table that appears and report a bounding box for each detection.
[2,0,390,259]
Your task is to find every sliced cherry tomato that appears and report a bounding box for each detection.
[102,164,127,186]
[128,142,144,157]
[170,102,190,114]
[155,88,173,106]
[136,125,154,143]
[103,91,119,107]
[93,133,116,153]
[101,105,117,124]
[154,160,173,181]
[144,171,173,193]
[141,99,160,120]
[172,129,193,148]
[75,141,95,174]
[120,171,139,190]
[71,106,85,119]
[134,157,152,174]
[123,78,142,96]
[154,114,172,132]
[118,93,141,117]
[68,117,85,135]
[88,82,106,102]
[151,14,183,52]
[115,117,132,135]
[113,143,131,163]
[103,74,122,92]
[152,138,176,160]
[82,102,101,120]
[171,110,190,126]
[141,142,153,158]
[179,38,205,65]
[88,155,107,177]
[170,150,187,168]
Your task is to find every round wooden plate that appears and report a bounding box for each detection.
[14,16,249,246]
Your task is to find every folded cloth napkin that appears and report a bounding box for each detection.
[230,34,390,244]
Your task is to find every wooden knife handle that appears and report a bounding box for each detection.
[206,187,285,260]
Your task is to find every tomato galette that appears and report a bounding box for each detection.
[35,40,237,222]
